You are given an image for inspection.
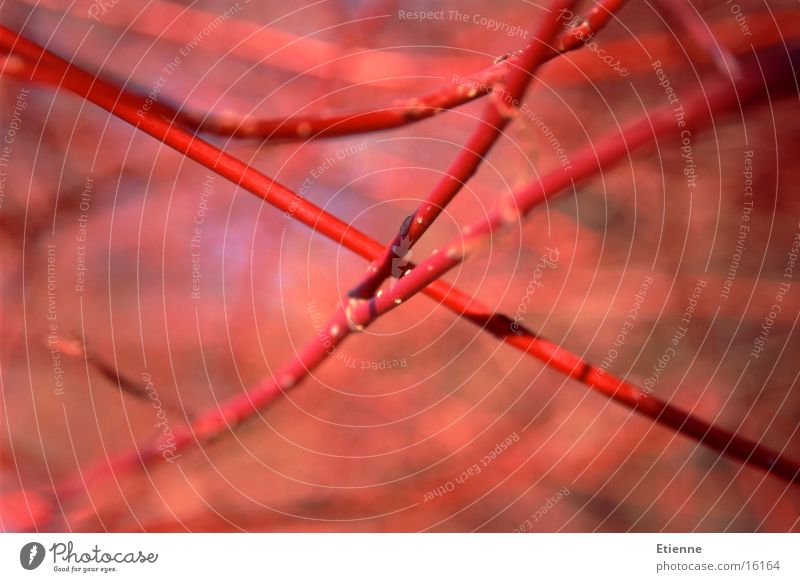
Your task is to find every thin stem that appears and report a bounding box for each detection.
[350,0,581,299]
[2,2,626,142]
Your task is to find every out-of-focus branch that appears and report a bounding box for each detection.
[172,0,627,140]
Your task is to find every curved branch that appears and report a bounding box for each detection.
[2,1,626,142]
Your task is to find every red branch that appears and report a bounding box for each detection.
[350,0,581,299]
[2,17,799,529]
[169,0,626,140]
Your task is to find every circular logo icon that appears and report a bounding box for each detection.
[20,542,46,570]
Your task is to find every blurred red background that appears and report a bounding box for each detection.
[1,0,799,531]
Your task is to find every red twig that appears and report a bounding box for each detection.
[171,59,511,141]
[3,1,625,142]
[350,0,581,299]
[3,21,799,528]
[0,24,498,360]
[652,0,742,78]
[0,23,544,320]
